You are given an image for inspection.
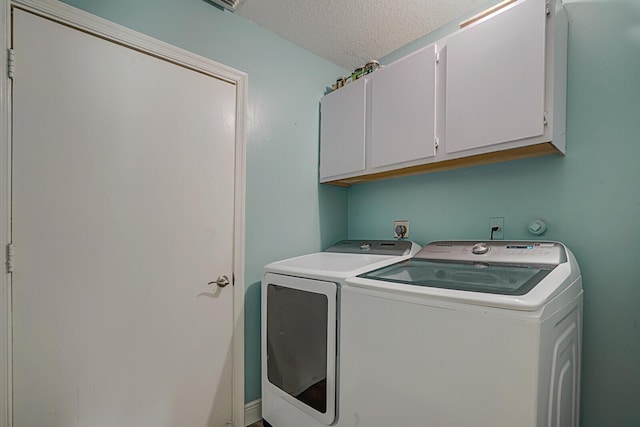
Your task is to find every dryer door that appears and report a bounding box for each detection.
[262,273,337,425]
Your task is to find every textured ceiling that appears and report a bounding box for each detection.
[235,0,489,71]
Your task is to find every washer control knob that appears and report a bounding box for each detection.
[472,242,490,255]
[360,242,371,251]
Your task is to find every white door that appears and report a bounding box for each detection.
[11,9,237,427]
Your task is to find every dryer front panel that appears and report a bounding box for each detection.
[262,273,337,426]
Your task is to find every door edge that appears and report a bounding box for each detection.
[1,1,248,425]
[1,0,12,425]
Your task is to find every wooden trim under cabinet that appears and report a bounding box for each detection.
[323,142,562,187]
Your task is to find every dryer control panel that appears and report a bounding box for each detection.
[416,241,567,266]
[325,240,415,256]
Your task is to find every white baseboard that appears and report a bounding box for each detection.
[244,399,262,426]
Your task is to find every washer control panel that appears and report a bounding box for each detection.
[471,242,490,254]
[417,241,567,266]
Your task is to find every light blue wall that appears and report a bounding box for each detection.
[348,0,640,425]
[58,0,349,403]
[48,0,640,422]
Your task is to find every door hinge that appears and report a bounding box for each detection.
[7,48,15,79]
[435,51,440,64]
[6,243,14,273]
[543,111,549,126]
[435,137,440,149]
[546,0,551,16]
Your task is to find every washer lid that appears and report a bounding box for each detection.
[358,258,554,296]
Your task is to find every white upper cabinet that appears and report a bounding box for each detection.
[319,77,367,181]
[319,44,439,184]
[370,44,437,169]
[445,0,547,154]
[319,0,567,186]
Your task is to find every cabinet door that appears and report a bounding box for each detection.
[320,78,367,180]
[445,0,546,154]
[370,45,437,168]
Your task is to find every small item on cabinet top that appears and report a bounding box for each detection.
[364,60,380,75]
[330,77,346,92]
[352,67,365,81]
[327,60,380,93]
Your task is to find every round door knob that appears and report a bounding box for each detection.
[209,275,230,288]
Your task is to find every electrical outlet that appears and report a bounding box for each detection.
[393,220,409,239]
[489,217,504,240]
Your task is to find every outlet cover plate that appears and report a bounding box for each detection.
[393,220,410,239]
[490,217,504,240]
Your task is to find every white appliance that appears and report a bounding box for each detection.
[261,240,421,427]
[340,240,583,427]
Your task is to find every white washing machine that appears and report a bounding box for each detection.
[261,240,421,427]
[340,240,583,427]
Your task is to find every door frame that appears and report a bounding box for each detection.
[0,0,247,425]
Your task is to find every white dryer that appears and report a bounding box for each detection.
[340,241,583,427]
[261,240,421,427]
